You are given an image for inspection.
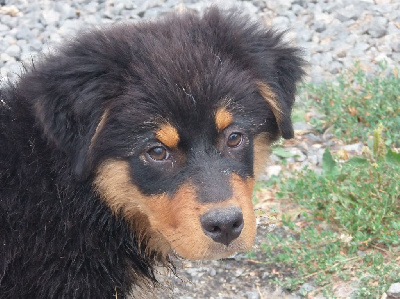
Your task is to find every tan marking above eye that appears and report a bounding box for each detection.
[215,107,233,132]
[155,123,180,148]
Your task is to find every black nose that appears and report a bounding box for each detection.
[200,206,244,246]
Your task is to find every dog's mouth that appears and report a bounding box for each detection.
[146,201,257,261]
[170,239,252,261]
[150,219,256,261]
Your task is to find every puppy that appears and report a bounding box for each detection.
[0,7,304,298]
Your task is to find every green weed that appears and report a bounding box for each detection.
[259,126,400,297]
[301,63,400,147]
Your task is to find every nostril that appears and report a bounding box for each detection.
[210,226,220,233]
[200,206,244,246]
[233,220,242,229]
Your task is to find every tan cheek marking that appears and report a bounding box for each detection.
[253,133,272,180]
[229,174,257,250]
[94,160,173,259]
[94,159,208,260]
[143,185,208,259]
[256,81,283,123]
[156,123,180,148]
[93,160,257,261]
[215,107,233,132]
[150,175,257,260]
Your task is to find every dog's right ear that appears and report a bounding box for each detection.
[31,84,112,181]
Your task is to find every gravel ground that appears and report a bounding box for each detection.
[1,0,399,298]
[1,0,399,83]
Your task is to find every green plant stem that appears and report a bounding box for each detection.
[301,256,361,280]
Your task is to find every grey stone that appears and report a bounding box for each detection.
[294,0,309,8]
[234,268,244,277]
[357,250,366,257]
[272,16,290,30]
[388,22,400,35]
[323,2,340,13]
[349,42,371,57]
[305,133,322,143]
[307,154,319,166]
[387,283,400,299]
[122,0,136,10]
[1,14,18,28]
[341,142,364,154]
[266,0,294,14]
[59,19,83,36]
[392,42,400,53]
[29,39,43,52]
[377,43,392,54]
[331,62,343,74]
[373,3,393,14]
[85,2,99,14]
[16,28,35,41]
[291,148,307,162]
[297,29,313,42]
[41,10,61,26]
[54,2,77,20]
[320,52,333,65]
[0,24,10,32]
[5,45,21,59]
[374,53,390,63]
[333,42,352,58]
[336,5,360,22]
[298,283,316,295]
[265,165,282,177]
[311,53,322,66]
[2,61,22,79]
[2,35,17,47]
[83,15,100,25]
[309,65,325,84]
[103,7,115,19]
[323,20,348,41]
[367,17,388,38]
[311,20,326,33]
[1,53,15,63]
[291,4,303,15]
[293,122,314,131]
[314,40,333,53]
[185,268,199,277]
[208,268,216,276]
[246,292,260,299]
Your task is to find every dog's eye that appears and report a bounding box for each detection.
[227,132,243,148]
[147,146,169,161]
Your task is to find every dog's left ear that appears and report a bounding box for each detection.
[248,31,306,139]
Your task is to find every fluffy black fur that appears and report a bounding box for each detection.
[0,8,304,298]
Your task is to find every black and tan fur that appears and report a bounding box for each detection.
[0,7,305,298]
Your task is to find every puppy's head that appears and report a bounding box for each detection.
[24,8,305,260]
